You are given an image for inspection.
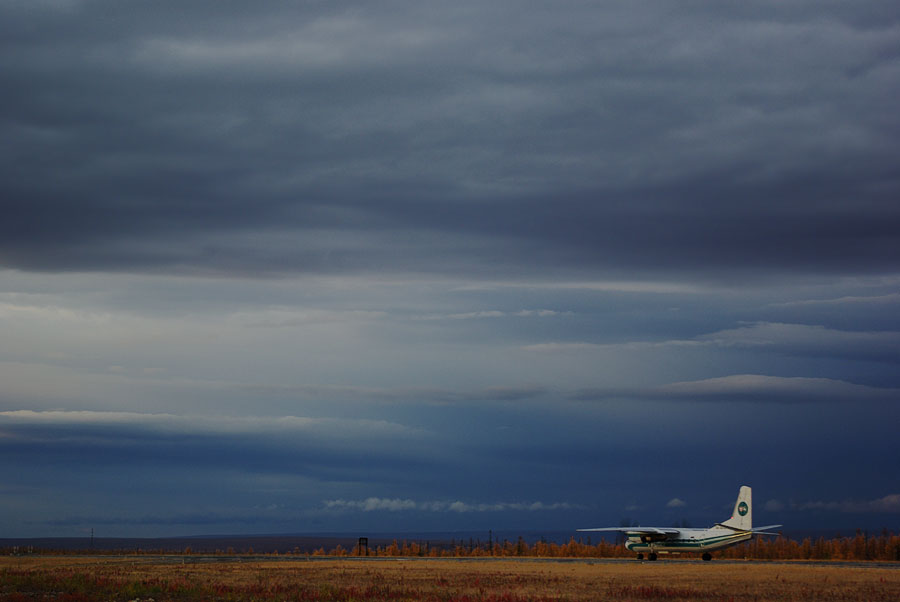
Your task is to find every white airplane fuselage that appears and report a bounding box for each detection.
[623,526,752,555]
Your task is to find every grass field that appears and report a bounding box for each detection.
[1,556,899,601]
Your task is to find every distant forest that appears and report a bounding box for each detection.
[6,530,899,561]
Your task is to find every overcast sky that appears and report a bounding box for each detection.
[1,1,899,539]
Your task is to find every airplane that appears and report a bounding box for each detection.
[578,485,781,561]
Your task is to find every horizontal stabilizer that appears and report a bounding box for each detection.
[752,524,782,535]
[716,522,782,534]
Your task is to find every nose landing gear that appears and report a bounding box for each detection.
[701,553,712,561]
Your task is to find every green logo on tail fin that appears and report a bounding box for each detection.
[738,501,749,516]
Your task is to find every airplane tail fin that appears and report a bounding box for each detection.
[719,485,752,531]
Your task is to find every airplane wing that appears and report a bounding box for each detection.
[578,527,680,536]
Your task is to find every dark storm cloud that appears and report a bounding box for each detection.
[539,321,900,364]
[2,1,899,277]
[695,322,900,363]
[3,2,900,539]
[571,374,900,403]
[763,293,900,331]
[238,382,549,405]
[0,410,437,482]
[43,512,265,528]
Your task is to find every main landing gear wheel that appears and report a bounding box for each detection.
[648,553,658,561]
[702,553,712,561]
[636,553,644,560]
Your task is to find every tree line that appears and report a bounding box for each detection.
[313,530,900,561]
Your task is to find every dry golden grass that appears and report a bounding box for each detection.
[1,556,899,601]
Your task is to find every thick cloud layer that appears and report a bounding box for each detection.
[1,2,898,537]
[3,1,899,277]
